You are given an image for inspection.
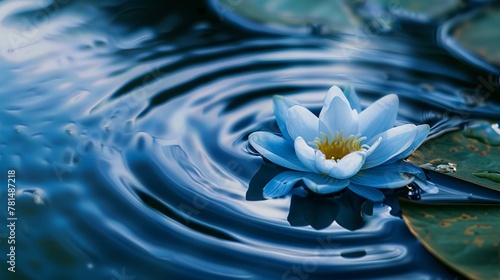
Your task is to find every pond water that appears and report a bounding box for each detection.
[1,1,499,279]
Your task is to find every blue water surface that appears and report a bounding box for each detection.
[1,1,499,279]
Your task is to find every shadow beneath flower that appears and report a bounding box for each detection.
[287,189,374,230]
[246,162,288,201]
[246,163,402,230]
[247,163,417,230]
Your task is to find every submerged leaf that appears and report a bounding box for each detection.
[400,199,500,280]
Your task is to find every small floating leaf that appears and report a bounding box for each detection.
[400,199,500,280]
[408,130,500,192]
[473,171,500,183]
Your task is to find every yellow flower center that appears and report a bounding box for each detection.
[314,132,366,160]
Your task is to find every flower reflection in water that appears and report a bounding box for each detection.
[247,163,407,230]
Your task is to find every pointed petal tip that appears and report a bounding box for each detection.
[248,131,275,144]
[386,93,399,101]
[325,85,348,104]
[377,94,399,113]
[328,85,343,93]
[379,93,399,106]
[272,95,285,102]
[247,131,260,146]
[418,123,431,133]
[415,124,430,144]
[247,131,310,172]
[273,95,299,107]
[413,178,439,194]
[319,92,358,137]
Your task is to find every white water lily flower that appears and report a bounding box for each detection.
[249,85,435,201]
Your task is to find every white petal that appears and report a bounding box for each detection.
[286,105,319,142]
[362,124,417,169]
[263,171,305,198]
[322,85,349,107]
[249,132,309,171]
[273,95,299,141]
[319,96,359,137]
[348,184,384,202]
[314,150,336,174]
[294,137,319,172]
[303,173,349,194]
[388,124,430,162]
[327,151,366,179]
[358,94,399,141]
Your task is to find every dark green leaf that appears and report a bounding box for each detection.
[401,199,500,280]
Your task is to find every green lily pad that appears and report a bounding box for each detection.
[363,0,464,22]
[408,129,500,192]
[454,8,500,66]
[441,7,500,72]
[393,0,463,20]
[400,199,500,280]
[215,0,361,34]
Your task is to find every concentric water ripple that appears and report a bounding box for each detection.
[2,2,500,279]
[80,35,499,278]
